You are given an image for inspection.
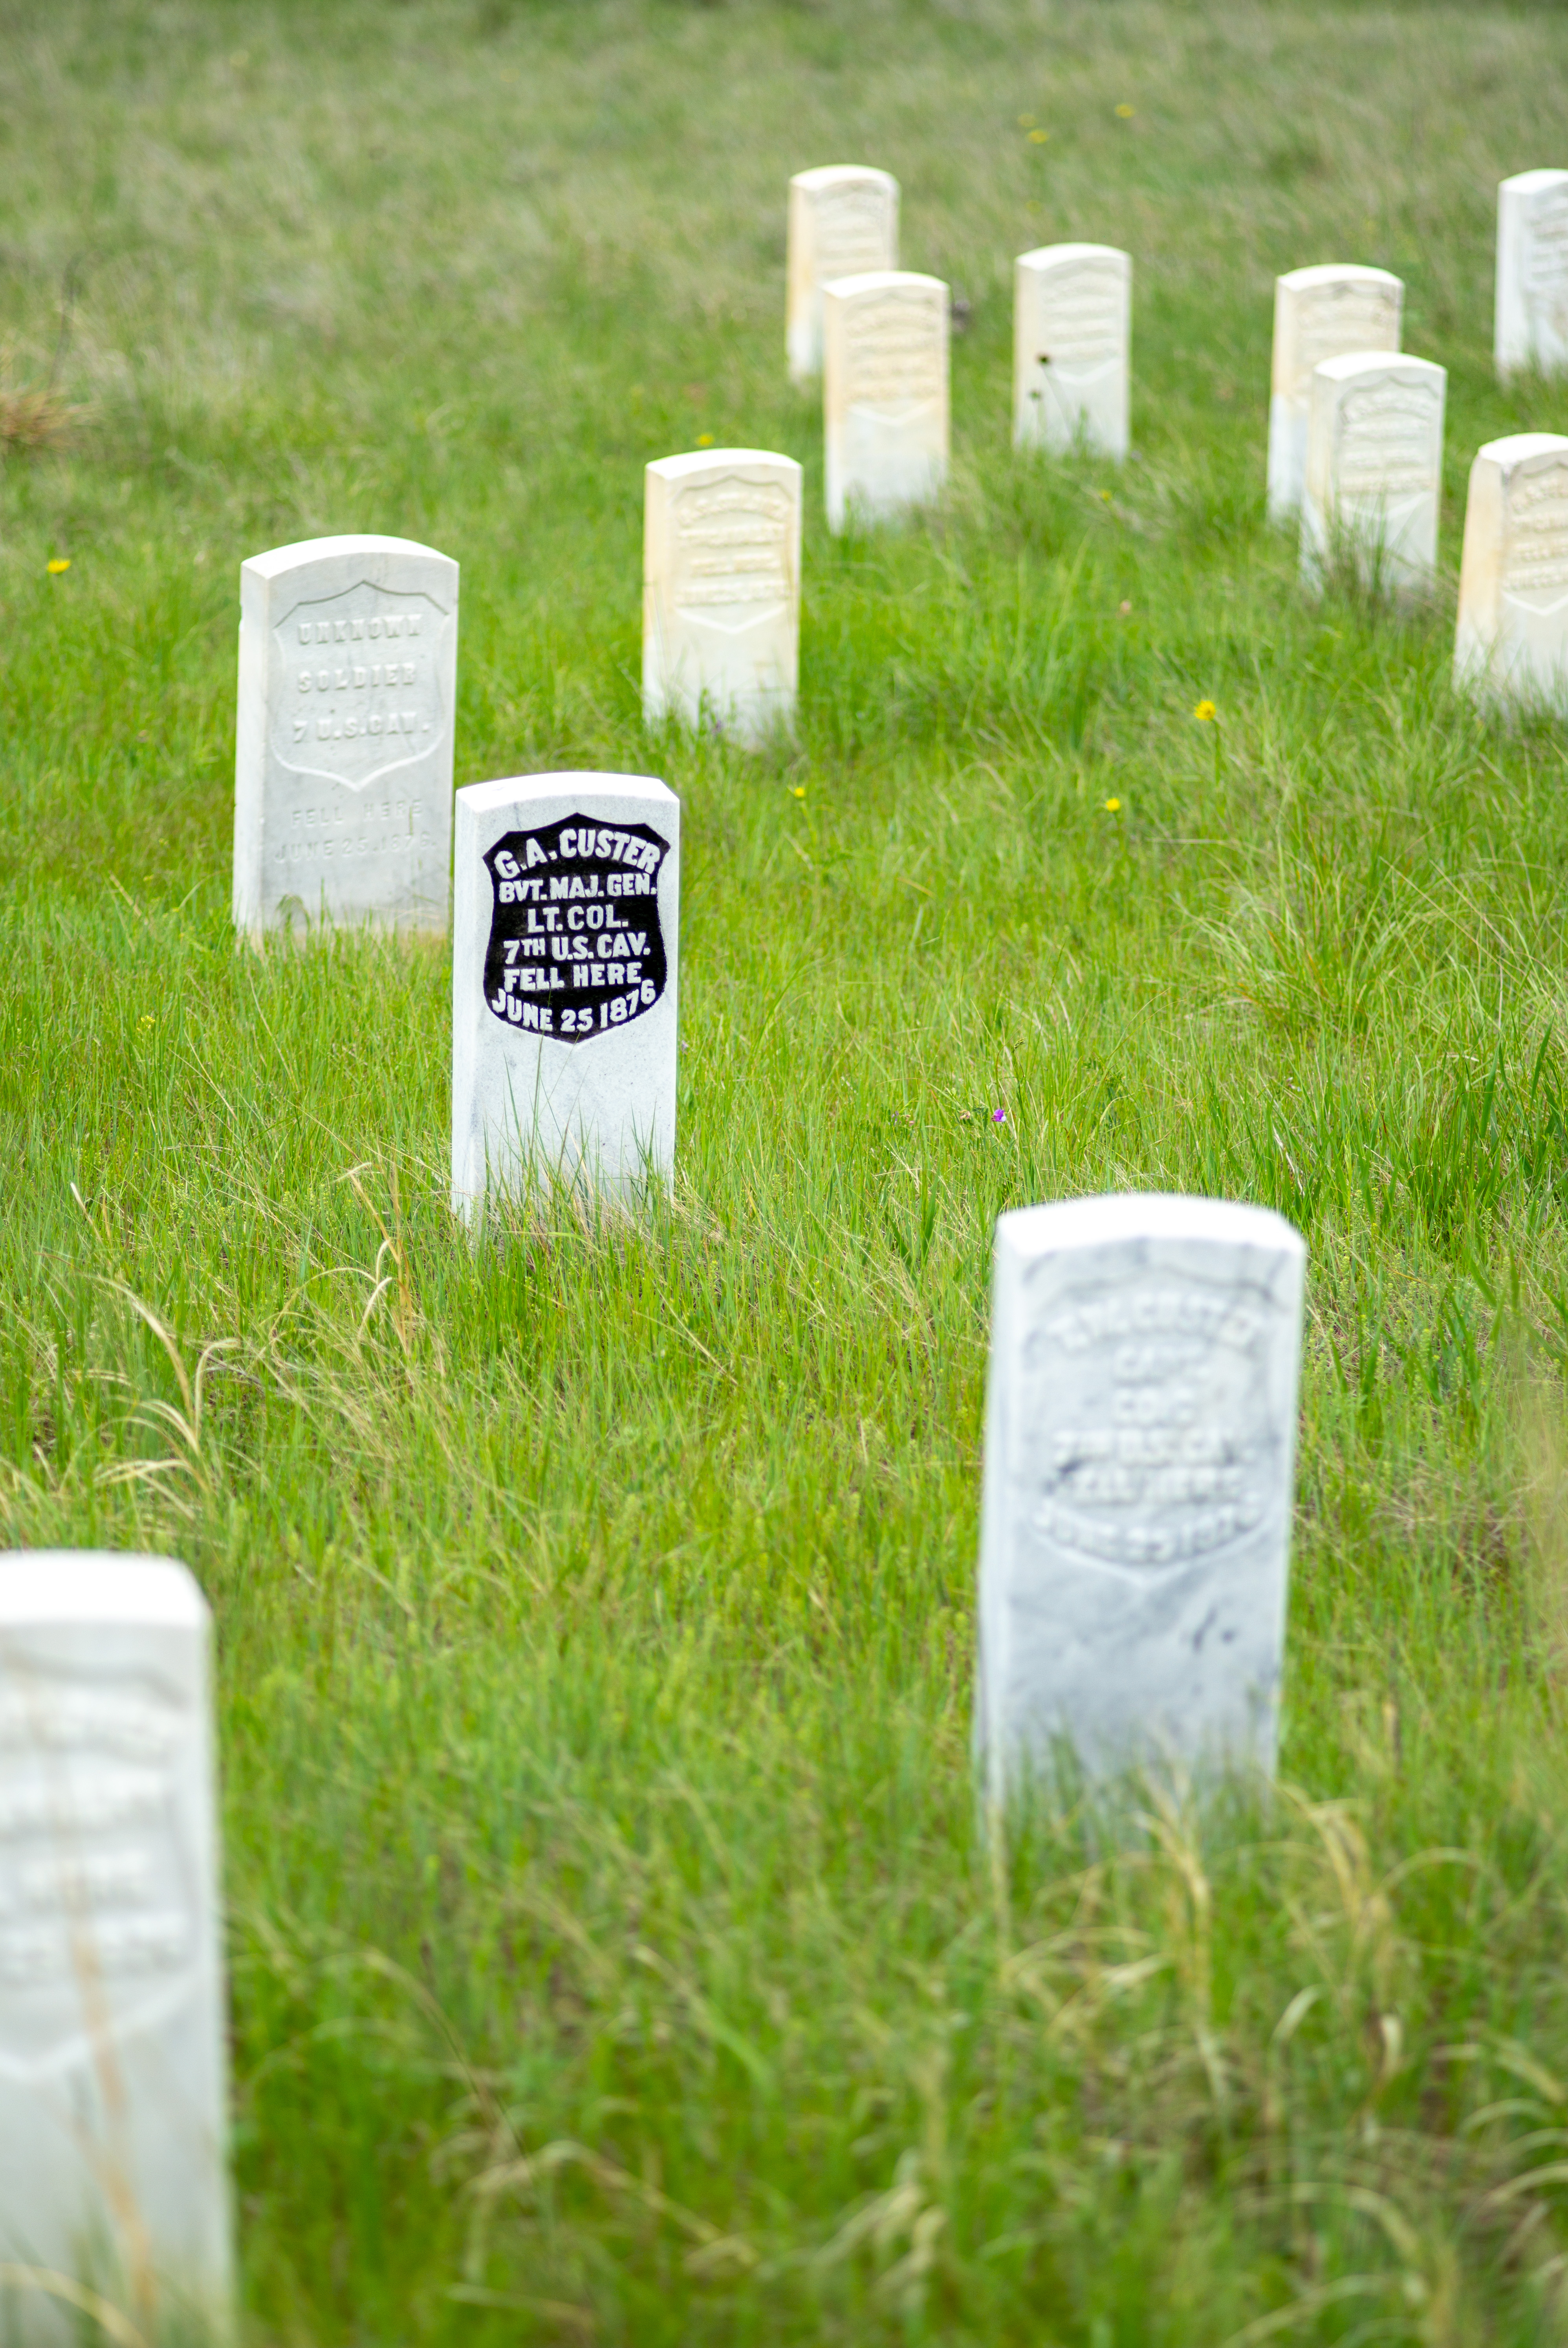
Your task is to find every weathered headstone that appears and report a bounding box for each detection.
[0,1553,229,2346]
[1012,243,1132,460]
[786,165,899,385]
[1455,432,1568,709]
[974,1195,1306,1798]
[1267,263,1403,519]
[1495,169,1568,380]
[233,533,458,943]
[823,270,949,532]
[1301,351,1446,593]
[452,774,680,1216]
[642,450,802,745]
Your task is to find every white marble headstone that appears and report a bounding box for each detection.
[1455,432,1568,709]
[0,1553,229,2346]
[452,774,680,1216]
[975,1196,1306,1798]
[823,270,949,533]
[786,165,899,384]
[1301,351,1446,593]
[233,534,459,943]
[642,450,802,745]
[1012,244,1132,461]
[1495,169,1568,380]
[1267,263,1403,519]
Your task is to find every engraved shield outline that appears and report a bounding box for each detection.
[1525,192,1568,345]
[482,813,670,1050]
[1012,1269,1286,1589]
[1291,290,1401,394]
[845,291,946,426]
[1504,460,1568,619]
[0,1662,198,2083]
[1025,262,1124,441]
[271,580,453,795]
[669,478,795,642]
[812,189,896,281]
[1334,382,1441,498]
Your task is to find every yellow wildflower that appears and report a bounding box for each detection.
[1116,103,1136,118]
[1104,797,1121,813]
[1193,699,1217,721]
[696,432,714,447]
[791,785,806,800]
[46,558,70,574]
[1029,128,1049,143]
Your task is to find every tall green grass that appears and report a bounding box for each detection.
[5,0,1568,2339]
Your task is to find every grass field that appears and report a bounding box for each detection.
[6,0,1568,2340]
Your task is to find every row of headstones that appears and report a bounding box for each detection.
[238,392,1568,980]
[788,162,1568,702]
[789,159,1568,420]
[16,149,1553,2348]
[0,1189,1304,2335]
[235,197,1568,915]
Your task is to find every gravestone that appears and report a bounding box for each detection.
[452,773,680,1216]
[1013,243,1132,460]
[786,165,899,384]
[1496,169,1568,380]
[643,450,802,745]
[1301,351,1446,592]
[1455,432,1568,709]
[823,271,949,532]
[974,1195,1306,1798]
[0,1553,229,2346]
[1267,263,1403,519]
[233,534,459,943]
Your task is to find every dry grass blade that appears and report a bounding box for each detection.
[92,1280,239,1501]
[0,385,78,453]
[0,2266,148,2348]
[1222,2274,1386,2346]
[466,2136,757,2277]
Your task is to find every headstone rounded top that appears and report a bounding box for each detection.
[456,770,675,819]
[1501,167,1568,194]
[1312,349,1445,386]
[824,269,947,301]
[645,448,803,483]
[0,1551,208,1628]
[1276,261,1401,292]
[998,1191,1305,1260]
[791,163,898,193]
[1475,430,1568,467]
[241,533,455,580]
[1018,242,1130,269]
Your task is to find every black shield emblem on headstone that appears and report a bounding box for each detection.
[482,814,670,1047]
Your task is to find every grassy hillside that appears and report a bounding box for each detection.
[5,1,1568,2340]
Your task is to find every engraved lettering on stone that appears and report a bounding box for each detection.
[482,814,670,1046]
[0,1673,191,2062]
[1504,460,1568,598]
[274,796,429,864]
[273,586,446,792]
[814,188,891,281]
[1335,382,1441,496]
[1020,1281,1276,1581]
[1035,262,1122,370]
[1527,189,1568,338]
[671,481,792,615]
[846,293,943,411]
[1294,286,1400,383]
